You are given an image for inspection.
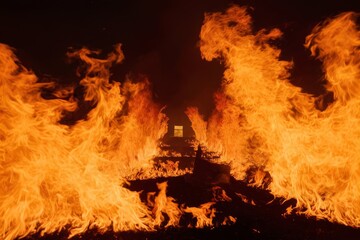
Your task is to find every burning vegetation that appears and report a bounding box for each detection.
[0,4,359,240]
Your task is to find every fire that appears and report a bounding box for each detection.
[187,6,360,227]
[0,43,171,239]
[148,182,182,227]
[184,202,216,228]
[130,160,192,180]
[0,42,225,239]
[2,3,359,239]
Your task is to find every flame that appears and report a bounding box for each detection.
[187,6,360,227]
[184,202,216,228]
[151,182,183,227]
[131,160,192,180]
[211,186,232,202]
[0,43,171,239]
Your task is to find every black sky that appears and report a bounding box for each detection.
[0,0,359,132]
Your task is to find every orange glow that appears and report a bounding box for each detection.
[0,42,225,239]
[136,160,192,180]
[1,4,359,239]
[0,43,171,239]
[149,182,182,227]
[187,6,360,227]
[184,202,216,228]
[211,186,232,202]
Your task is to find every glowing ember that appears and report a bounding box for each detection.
[187,6,360,227]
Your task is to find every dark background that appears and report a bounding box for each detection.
[0,0,359,136]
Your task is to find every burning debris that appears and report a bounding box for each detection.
[0,3,360,240]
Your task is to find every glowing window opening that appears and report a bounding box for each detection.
[174,125,183,137]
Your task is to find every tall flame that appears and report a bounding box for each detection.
[187,6,360,227]
[0,43,169,239]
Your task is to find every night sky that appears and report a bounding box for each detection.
[0,0,359,133]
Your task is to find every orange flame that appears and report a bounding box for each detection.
[184,202,216,228]
[131,160,192,180]
[187,6,360,227]
[149,182,182,227]
[0,43,171,239]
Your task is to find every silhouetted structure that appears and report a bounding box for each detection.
[192,145,230,185]
[195,144,203,159]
